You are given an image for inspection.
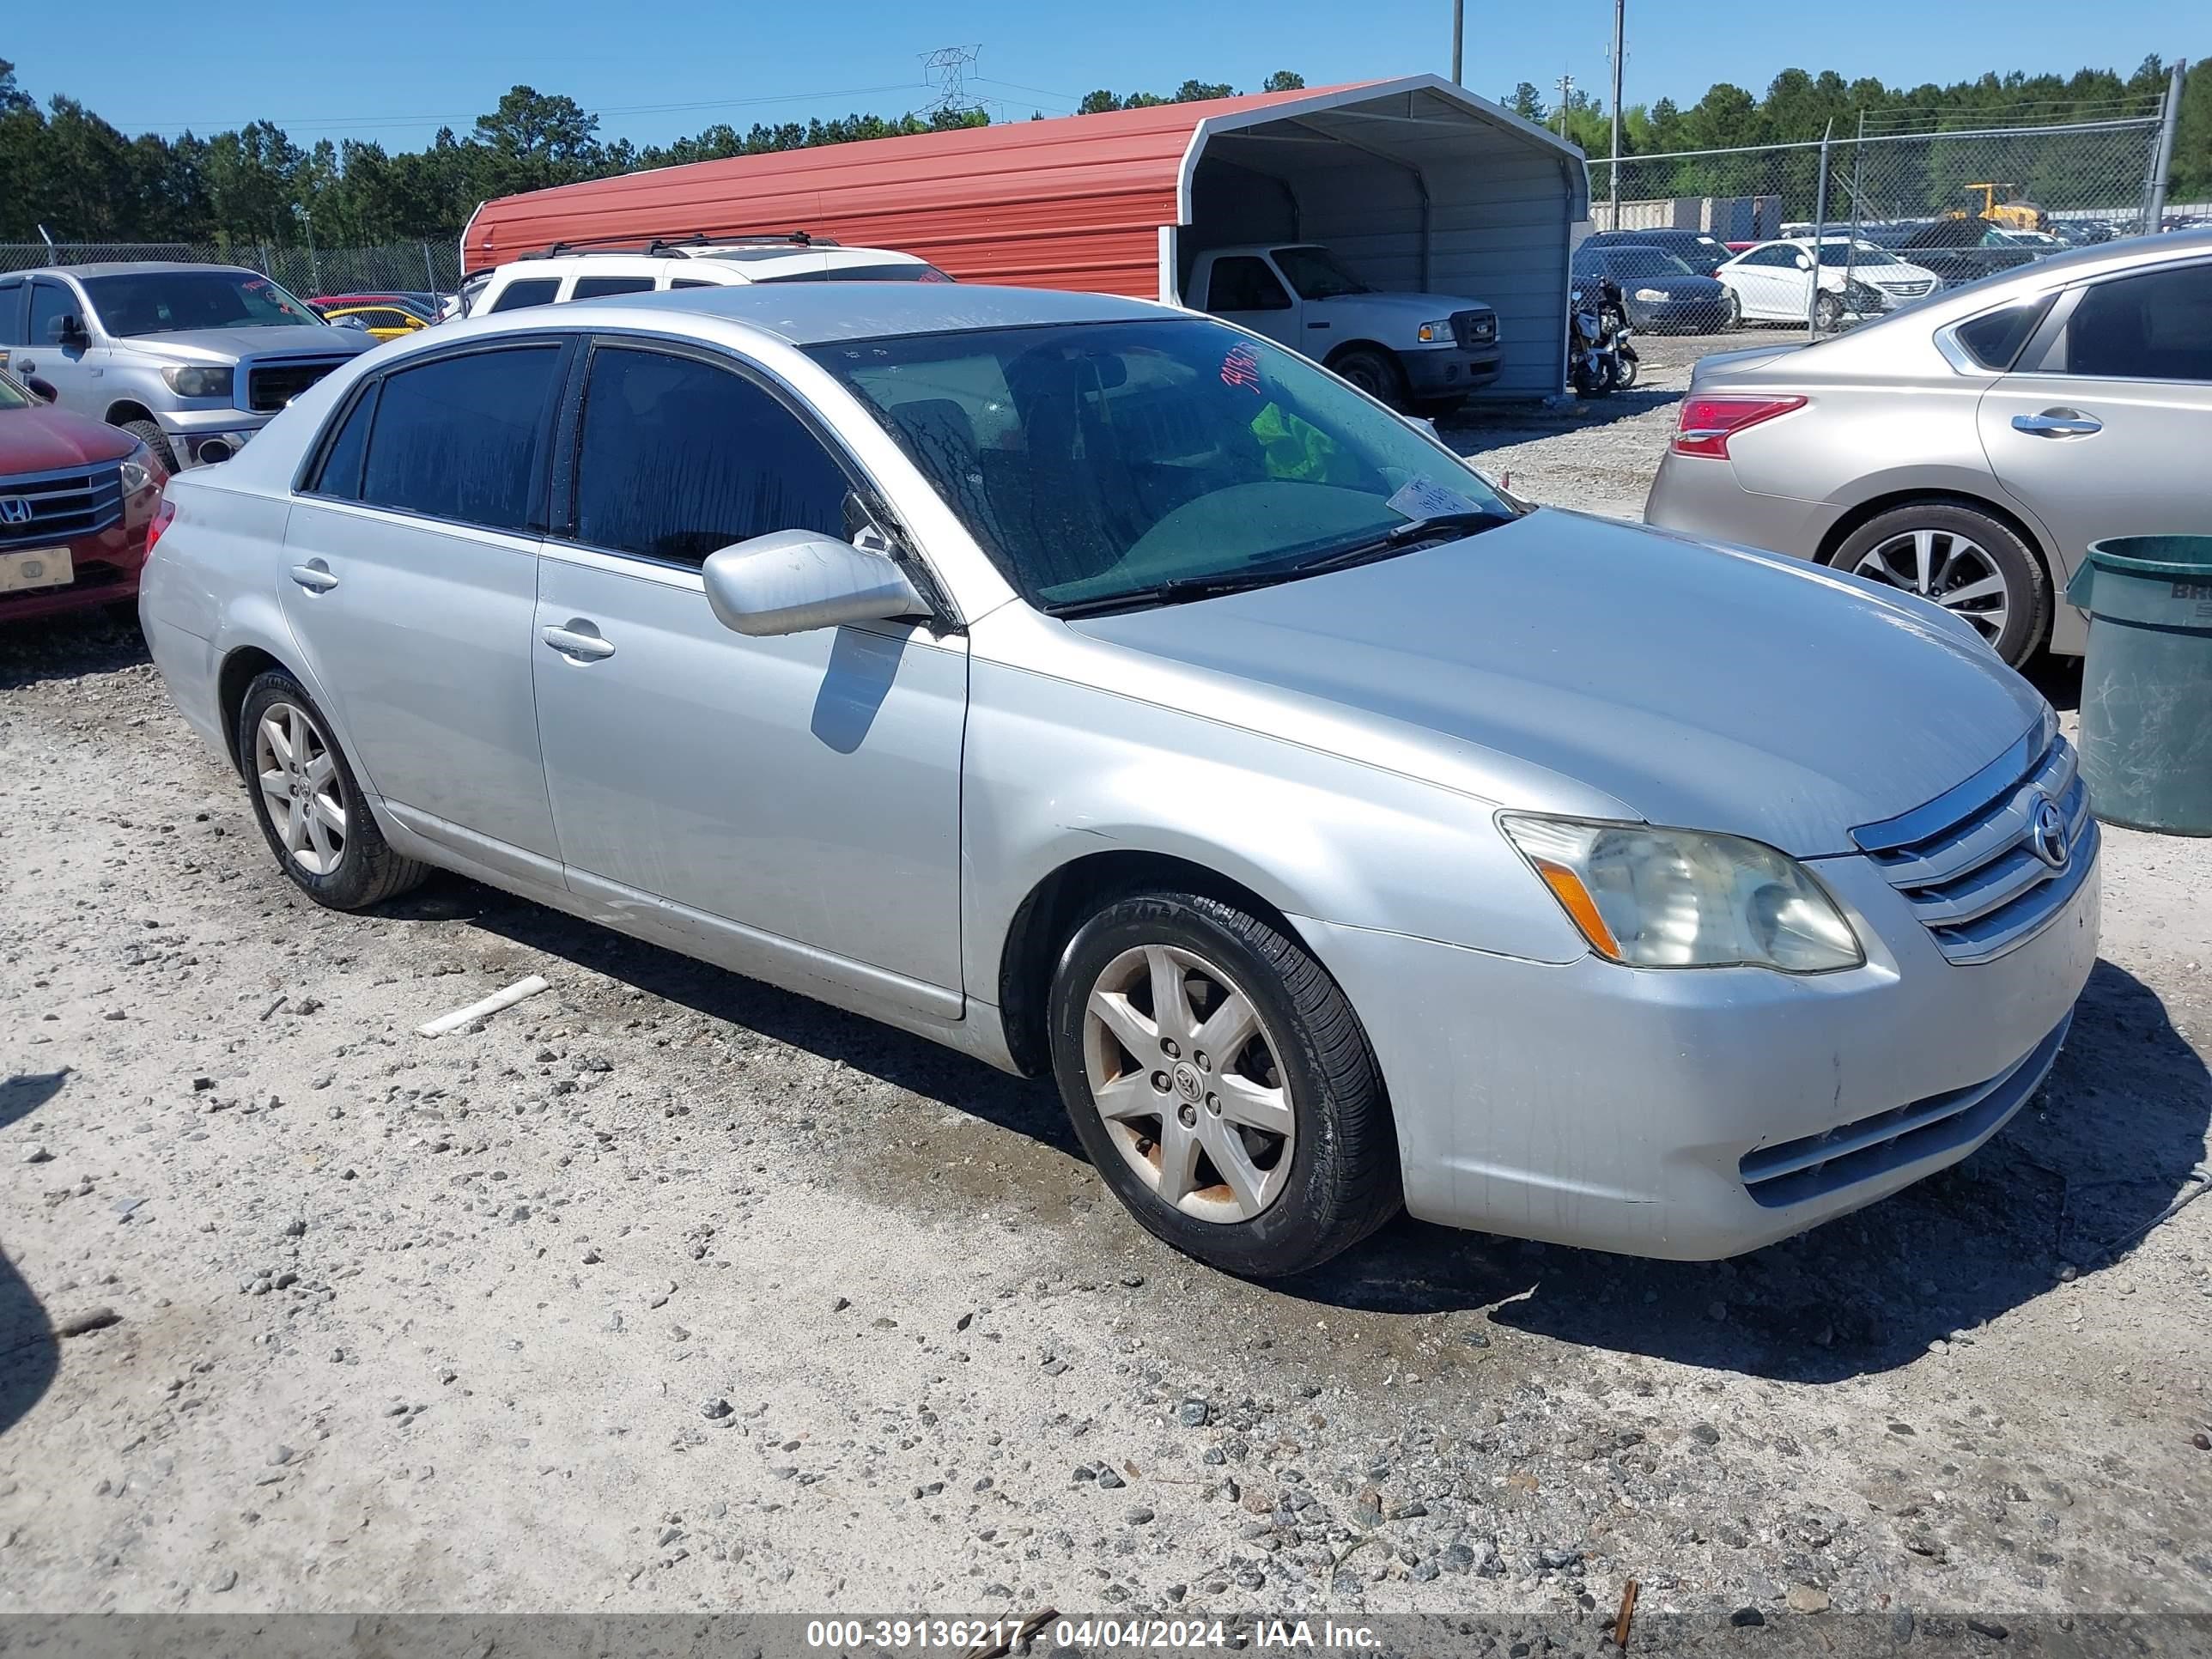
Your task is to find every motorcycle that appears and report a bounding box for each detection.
[1567,272,1639,397]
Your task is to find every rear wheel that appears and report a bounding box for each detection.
[1048,891,1401,1279]
[1826,502,2049,666]
[237,671,429,909]
[1329,346,1409,411]
[120,418,180,476]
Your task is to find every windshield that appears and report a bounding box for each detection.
[1271,246,1372,300]
[1814,241,1902,267]
[1605,248,1696,277]
[0,371,30,411]
[82,270,325,336]
[807,317,1516,612]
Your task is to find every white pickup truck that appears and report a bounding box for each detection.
[1187,242,1502,414]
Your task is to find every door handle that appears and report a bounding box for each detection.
[2011,410,2102,438]
[15,359,33,373]
[541,623,615,661]
[289,560,338,592]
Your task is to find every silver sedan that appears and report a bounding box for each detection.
[1647,228,2212,666]
[141,283,2097,1275]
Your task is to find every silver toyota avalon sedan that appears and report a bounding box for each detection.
[139,284,2099,1277]
[1647,227,2212,666]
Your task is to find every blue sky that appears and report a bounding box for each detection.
[5,0,2191,151]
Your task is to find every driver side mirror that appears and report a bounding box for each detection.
[1793,254,1814,270]
[702,530,926,638]
[25,375,58,403]
[47,313,88,346]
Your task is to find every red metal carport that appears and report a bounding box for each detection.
[463,76,1587,398]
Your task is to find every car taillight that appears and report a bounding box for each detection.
[1672,395,1807,459]
[145,496,177,557]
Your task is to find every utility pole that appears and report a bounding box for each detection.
[1607,0,1625,227]
[1555,73,1575,139]
[1450,0,1463,86]
[921,46,982,118]
[2146,58,2186,232]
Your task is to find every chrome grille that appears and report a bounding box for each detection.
[247,357,349,413]
[0,462,124,550]
[1881,278,1936,297]
[1856,735,2097,965]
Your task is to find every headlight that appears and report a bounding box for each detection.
[118,440,163,496]
[1632,287,1669,302]
[1500,815,1864,973]
[161,366,234,399]
[1415,319,1455,343]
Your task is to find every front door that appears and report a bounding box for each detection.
[1203,255,1303,350]
[1977,257,2212,586]
[279,339,568,867]
[531,338,967,1009]
[21,280,99,416]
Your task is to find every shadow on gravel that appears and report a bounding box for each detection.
[383,880,1081,1159]
[0,1071,68,1436]
[0,609,149,691]
[1282,958,2210,1383]
[1440,387,1680,441]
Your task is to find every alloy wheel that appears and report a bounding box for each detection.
[1847,527,2012,645]
[253,701,348,876]
[1082,943,1296,1224]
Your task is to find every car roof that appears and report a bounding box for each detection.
[469,282,1174,345]
[10,262,264,281]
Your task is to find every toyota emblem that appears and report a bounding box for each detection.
[0,496,31,526]
[2029,796,2070,872]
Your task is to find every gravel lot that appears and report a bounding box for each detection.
[3,383,2209,1635]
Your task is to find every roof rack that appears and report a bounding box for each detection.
[516,229,836,262]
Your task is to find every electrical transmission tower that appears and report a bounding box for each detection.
[921,46,982,116]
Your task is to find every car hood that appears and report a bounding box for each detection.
[1067,513,2045,858]
[0,404,136,473]
[1825,261,1939,289]
[1309,291,1493,319]
[112,325,371,366]
[1619,274,1726,298]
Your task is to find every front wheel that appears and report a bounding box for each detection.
[1328,346,1410,411]
[120,418,180,477]
[1826,502,2050,666]
[1048,892,1401,1278]
[1814,290,1844,332]
[1723,287,1744,330]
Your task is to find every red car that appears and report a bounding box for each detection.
[0,368,168,623]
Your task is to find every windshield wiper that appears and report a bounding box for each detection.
[1047,511,1515,619]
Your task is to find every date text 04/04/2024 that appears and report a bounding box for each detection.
[801,1619,1381,1650]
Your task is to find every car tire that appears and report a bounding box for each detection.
[120,418,180,477]
[1814,290,1844,332]
[1328,346,1410,411]
[1826,502,2050,667]
[1723,288,1743,329]
[1048,891,1401,1279]
[237,670,429,910]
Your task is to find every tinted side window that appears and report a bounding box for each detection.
[1954,299,2054,371]
[308,383,378,500]
[361,346,562,531]
[669,277,720,289]
[489,277,561,313]
[0,280,24,346]
[29,281,77,343]
[2064,265,2212,383]
[571,347,849,566]
[571,275,656,299]
[1206,258,1292,312]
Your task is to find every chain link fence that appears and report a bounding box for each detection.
[0,240,465,305]
[1587,114,2170,339]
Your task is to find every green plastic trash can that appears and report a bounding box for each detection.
[2064,535,2212,836]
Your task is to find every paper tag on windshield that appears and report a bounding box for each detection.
[1386,477,1485,523]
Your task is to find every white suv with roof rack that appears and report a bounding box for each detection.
[449,234,951,320]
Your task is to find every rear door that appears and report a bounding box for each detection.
[1203,256,1302,350]
[280,338,570,870]
[1977,257,2212,586]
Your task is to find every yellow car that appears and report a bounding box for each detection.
[318,303,428,342]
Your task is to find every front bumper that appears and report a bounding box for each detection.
[156,407,268,469]
[1400,344,1503,396]
[0,520,152,623]
[1626,295,1732,332]
[1297,846,2099,1259]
